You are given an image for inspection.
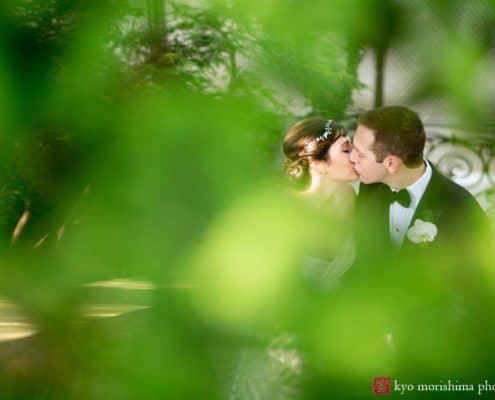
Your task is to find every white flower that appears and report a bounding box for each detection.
[406,219,438,244]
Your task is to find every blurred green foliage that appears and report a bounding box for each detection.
[0,0,495,399]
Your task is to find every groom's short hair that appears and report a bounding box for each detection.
[358,106,425,168]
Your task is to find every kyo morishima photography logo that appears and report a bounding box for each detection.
[372,377,391,395]
[372,378,495,396]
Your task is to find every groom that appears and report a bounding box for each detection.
[350,106,488,259]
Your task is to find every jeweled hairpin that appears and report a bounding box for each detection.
[304,141,317,153]
[316,119,333,142]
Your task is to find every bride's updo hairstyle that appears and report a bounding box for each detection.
[283,117,346,189]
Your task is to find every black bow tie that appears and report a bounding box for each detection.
[389,189,411,208]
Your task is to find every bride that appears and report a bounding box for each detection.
[283,117,357,197]
[226,117,359,400]
[283,117,358,287]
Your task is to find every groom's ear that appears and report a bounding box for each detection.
[384,155,401,173]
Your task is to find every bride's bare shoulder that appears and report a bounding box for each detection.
[334,184,356,215]
[338,184,356,202]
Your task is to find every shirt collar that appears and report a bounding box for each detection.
[405,159,432,207]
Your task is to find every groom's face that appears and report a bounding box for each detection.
[350,125,388,184]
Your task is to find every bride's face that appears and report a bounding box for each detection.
[324,136,358,181]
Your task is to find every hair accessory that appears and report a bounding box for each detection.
[316,119,333,142]
[288,163,303,179]
[304,141,317,153]
[303,119,334,154]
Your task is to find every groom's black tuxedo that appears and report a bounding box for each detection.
[355,162,489,263]
[350,162,491,371]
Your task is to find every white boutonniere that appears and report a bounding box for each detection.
[406,219,438,244]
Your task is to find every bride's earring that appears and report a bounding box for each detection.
[313,161,327,175]
[310,160,327,175]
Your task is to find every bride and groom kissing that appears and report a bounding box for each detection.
[283,105,488,280]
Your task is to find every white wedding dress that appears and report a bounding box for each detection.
[300,235,356,289]
[226,333,302,400]
[224,237,356,400]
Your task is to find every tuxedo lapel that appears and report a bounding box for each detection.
[400,166,446,252]
[357,182,394,249]
[373,183,392,239]
[408,166,444,230]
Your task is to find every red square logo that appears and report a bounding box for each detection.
[373,377,391,395]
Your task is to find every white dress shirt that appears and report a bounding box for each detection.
[389,161,432,247]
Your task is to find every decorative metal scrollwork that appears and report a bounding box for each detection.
[427,142,483,188]
[488,155,495,188]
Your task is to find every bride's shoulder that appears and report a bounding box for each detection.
[335,184,356,205]
[328,184,355,221]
